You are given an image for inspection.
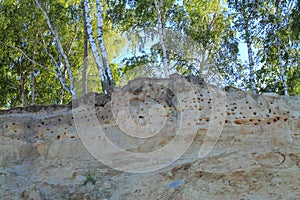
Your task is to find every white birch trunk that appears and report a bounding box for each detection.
[82,51,88,96]
[59,87,64,104]
[84,0,110,94]
[244,24,256,93]
[31,32,38,105]
[276,4,289,96]
[82,0,88,96]
[96,0,114,90]
[35,0,76,99]
[154,0,169,78]
[277,44,288,96]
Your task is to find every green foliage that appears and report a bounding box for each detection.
[0,0,83,107]
[0,0,300,109]
[225,0,300,95]
[287,66,300,95]
[81,170,97,186]
[255,0,299,95]
[291,0,300,40]
[0,0,126,107]
[108,0,233,84]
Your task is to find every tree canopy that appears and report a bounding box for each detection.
[0,0,299,108]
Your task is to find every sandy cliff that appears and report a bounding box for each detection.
[0,75,299,199]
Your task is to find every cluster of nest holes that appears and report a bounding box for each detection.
[218,100,293,125]
[97,114,110,121]
[55,133,76,140]
[9,137,21,140]
[4,95,298,141]
[131,97,172,107]
[128,86,213,113]
[37,117,74,127]
[196,117,212,125]
[224,115,290,126]
[132,84,167,98]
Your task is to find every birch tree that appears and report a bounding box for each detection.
[84,0,114,95]
[174,0,227,79]
[96,0,115,90]
[154,0,170,77]
[107,0,173,77]
[1,0,78,106]
[274,0,290,96]
[35,0,76,99]
[228,0,264,93]
[257,0,296,95]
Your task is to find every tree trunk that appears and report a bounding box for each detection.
[277,44,288,96]
[31,60,35,105]
[96,0,114,93]
[82,0,88,96]
[244,24,256,93]
[84,0,111,95]
[31,67,35,105]
[35,0,76,99]
[59,87,64,104]
[275,2,289,96]
[154,0,169,78]
[20,72,25,106]
[31,32,38,105]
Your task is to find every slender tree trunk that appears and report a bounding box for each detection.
[59,87,64,104]
[20,72,25,106]
[31,60,35,105]
[60,66,68,104]
[31,66,35,105]
[84,0,111,95]
[244,24,256,93]
[96,0,114,92]
[277,44,288,96]
[31,33,38,105]
[35,0,76,99]
[199,48,210,74]
[275,2,289,96]
[154,0,169,78]
[82,0,88,96]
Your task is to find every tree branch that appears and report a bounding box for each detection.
[35,0,76,98]
[0,41,56,74]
